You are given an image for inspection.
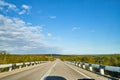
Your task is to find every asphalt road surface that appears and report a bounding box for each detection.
[0,59,108,80]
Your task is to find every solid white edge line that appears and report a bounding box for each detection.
[65,63,91,78]
[40,62,57,80]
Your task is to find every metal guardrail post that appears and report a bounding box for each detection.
[75,62,79,66]
[89,64,93,71]
[82,63,86,69]
[9,66,12,71]
[78,63,81,67]
[19,65,22,69]
[16,63,23,69]
[100,65,105,75]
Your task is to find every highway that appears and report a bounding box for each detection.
[0,59,108,80]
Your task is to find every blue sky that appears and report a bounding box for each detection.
[0,0,120,54]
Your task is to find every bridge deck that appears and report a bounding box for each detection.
[0,59,108,80]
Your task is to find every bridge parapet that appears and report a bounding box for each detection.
[0,61,46,72]
[105,66,120,73]
[65,61,120,79]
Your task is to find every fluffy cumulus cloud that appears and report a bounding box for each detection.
[18,10,26,15]
[19,4,31,15]
[0,0,61,54]
[0,0,17,12]
[22,4,31,10]
[0,14,60,54]
[0,0,31,15]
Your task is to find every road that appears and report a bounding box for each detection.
[0,59,108,80]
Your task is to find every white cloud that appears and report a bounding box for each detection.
[46,33,61,42]
[0,14,61,54]
[22,4,31,10]
[19,4,31,15]
[26,22,32,25]
[47,33,52,37]
[0,0,17,12]
[18,10,26,15]
[0,0,32,15]
[49,16,56,19]
[72,27,80,31]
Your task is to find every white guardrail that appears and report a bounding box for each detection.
[0,61,46,72]
[66,61,120,79]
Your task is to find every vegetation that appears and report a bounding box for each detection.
[59,54,120,78]
[59,54,120,66]
[0,50,54,64]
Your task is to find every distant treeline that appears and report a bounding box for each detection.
[0,51,54,64]
[59,54,120,66]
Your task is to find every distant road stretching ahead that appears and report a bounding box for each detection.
[0,59,108,80]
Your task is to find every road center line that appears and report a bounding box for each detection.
[65,63,91,78]
[40,62,57,80]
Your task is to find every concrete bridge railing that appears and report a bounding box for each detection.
[65,61,120,79]
[0,61,46,72]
